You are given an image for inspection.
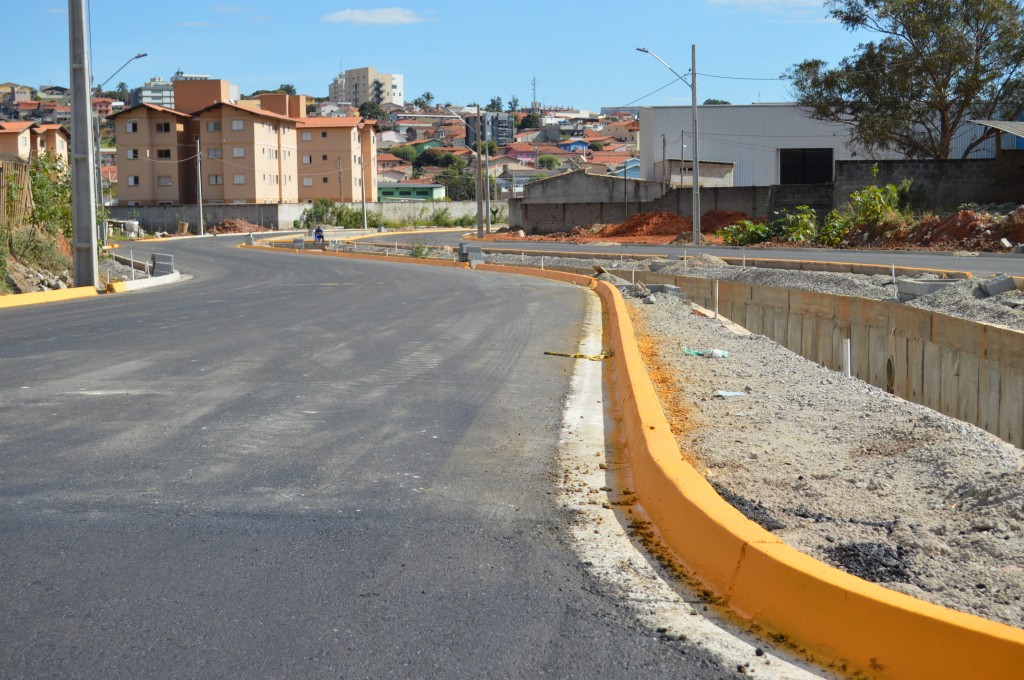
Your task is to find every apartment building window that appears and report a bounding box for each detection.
[127,149,139,159]
[231,119,244,131]
[157,176,172,186]
[301,132,312,141]
[127,176,140,186]
[126,121,138,133]
[321,131,327,138]
[209,175,223,185]
[207,148,222,159]
[207,121,221,132]
[302,178,313,187]
[322,177,329,183]
[157,149,171,159]
[233,174,246,184]
[302,155,312,164]
[155,122,171,133]
[232,147,244,158]
[322,154,328,161]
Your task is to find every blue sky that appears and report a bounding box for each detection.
[10,1,866,111]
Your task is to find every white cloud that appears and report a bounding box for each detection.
[321,8,425,25]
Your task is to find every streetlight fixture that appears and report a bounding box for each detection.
[637,46,701,246]
[93,52,147,237]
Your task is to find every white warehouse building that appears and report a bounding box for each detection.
[638,103,1000,187]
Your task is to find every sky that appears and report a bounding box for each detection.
[8,1,869,111]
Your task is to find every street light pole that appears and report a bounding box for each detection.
[636,46,701,246]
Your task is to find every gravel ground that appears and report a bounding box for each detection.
[628,293,1024,629]
[99,257,149,282]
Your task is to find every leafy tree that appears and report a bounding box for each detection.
[703,98,731,105]
[416,149,460,168]
[421,91,435,108]
[390,145,418,163]
[519,113,541,129]
[485,96,503,112]
[471,140,499,155]
[537,155,560,169]
[278,83,297,95]
[436,157,476,200]
[508,96,520,112]
[589,140,605,151]
[412,97,426,109]
[788,0,1024,159]
[115,82,130,102]
[358,101,385,121]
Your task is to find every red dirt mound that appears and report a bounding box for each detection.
[597,211,690,238]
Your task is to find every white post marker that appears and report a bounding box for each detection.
[714,279,719,319]
[842,338,852,377]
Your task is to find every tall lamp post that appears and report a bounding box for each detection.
[93,52,147,240]
[637,46,700,246]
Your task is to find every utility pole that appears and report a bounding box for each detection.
[69,0,98,289]
[359,152,368,230]
[484,121,491,233]
[337,157,344,201]
[474,106,484,239]
[662,134,667,190]
[691,43,701,246]
[196,136,204,235]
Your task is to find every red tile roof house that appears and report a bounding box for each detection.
[376,153,406,171]
[91,97,115,117]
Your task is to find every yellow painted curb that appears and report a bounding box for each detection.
[106,281,130,293]
[592,278,1024,678]
[478,246,667,261]
[0,286,98,309]
[341,227,467,243]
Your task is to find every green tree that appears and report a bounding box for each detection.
[278,83,297,95]
[358,101,385,120]
[421,91,435,108]
[390,145,418,163]
[508,95,520,112]
[519,113,541,128]
[485,96,503,112]
[589,140,605,151]
[416,149,460,168]
[115,82,130,102]
[412,97,426,109]
[436,157,475,200]
[703,98,731,105]
[788,0,1024,159]
[537,155,560,170]
[471,140,499,155]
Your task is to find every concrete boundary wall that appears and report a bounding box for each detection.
[557,267,1024,449]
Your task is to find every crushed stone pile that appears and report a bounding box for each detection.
[210,218,271,234]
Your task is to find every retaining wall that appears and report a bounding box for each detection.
[557,267,1024,449]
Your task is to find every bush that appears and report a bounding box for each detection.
[720,219,776,246]
[409,240,430,258]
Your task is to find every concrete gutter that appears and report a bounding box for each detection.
[714,256,973,279]
[0,286,98,309]
[246,246,1024,677]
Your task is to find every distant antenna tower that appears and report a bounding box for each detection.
[531,76,539,113]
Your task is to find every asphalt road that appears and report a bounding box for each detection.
[365,228,1024,277]
[0,238,736,678]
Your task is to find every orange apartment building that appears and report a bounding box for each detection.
[107,78,375,206]
[30,124,70,162]
[296,117,377,203]
[194,101,298,205]
[109,104,194,206]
